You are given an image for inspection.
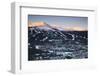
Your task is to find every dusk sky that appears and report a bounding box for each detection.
[28,15,88,31]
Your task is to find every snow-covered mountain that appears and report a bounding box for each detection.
[28,22,88,60]
[28,21,87,43]
[28,22,70,41]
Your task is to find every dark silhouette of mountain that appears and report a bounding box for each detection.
[28,22,88,60]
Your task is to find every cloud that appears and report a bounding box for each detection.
[63,26,87,31]
[51,24,87,31]
[28,21,46,27]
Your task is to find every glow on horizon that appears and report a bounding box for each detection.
[28,15,88,31]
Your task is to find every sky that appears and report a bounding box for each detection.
[28,15,88,31]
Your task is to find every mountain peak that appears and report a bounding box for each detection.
[29,21,54,30]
